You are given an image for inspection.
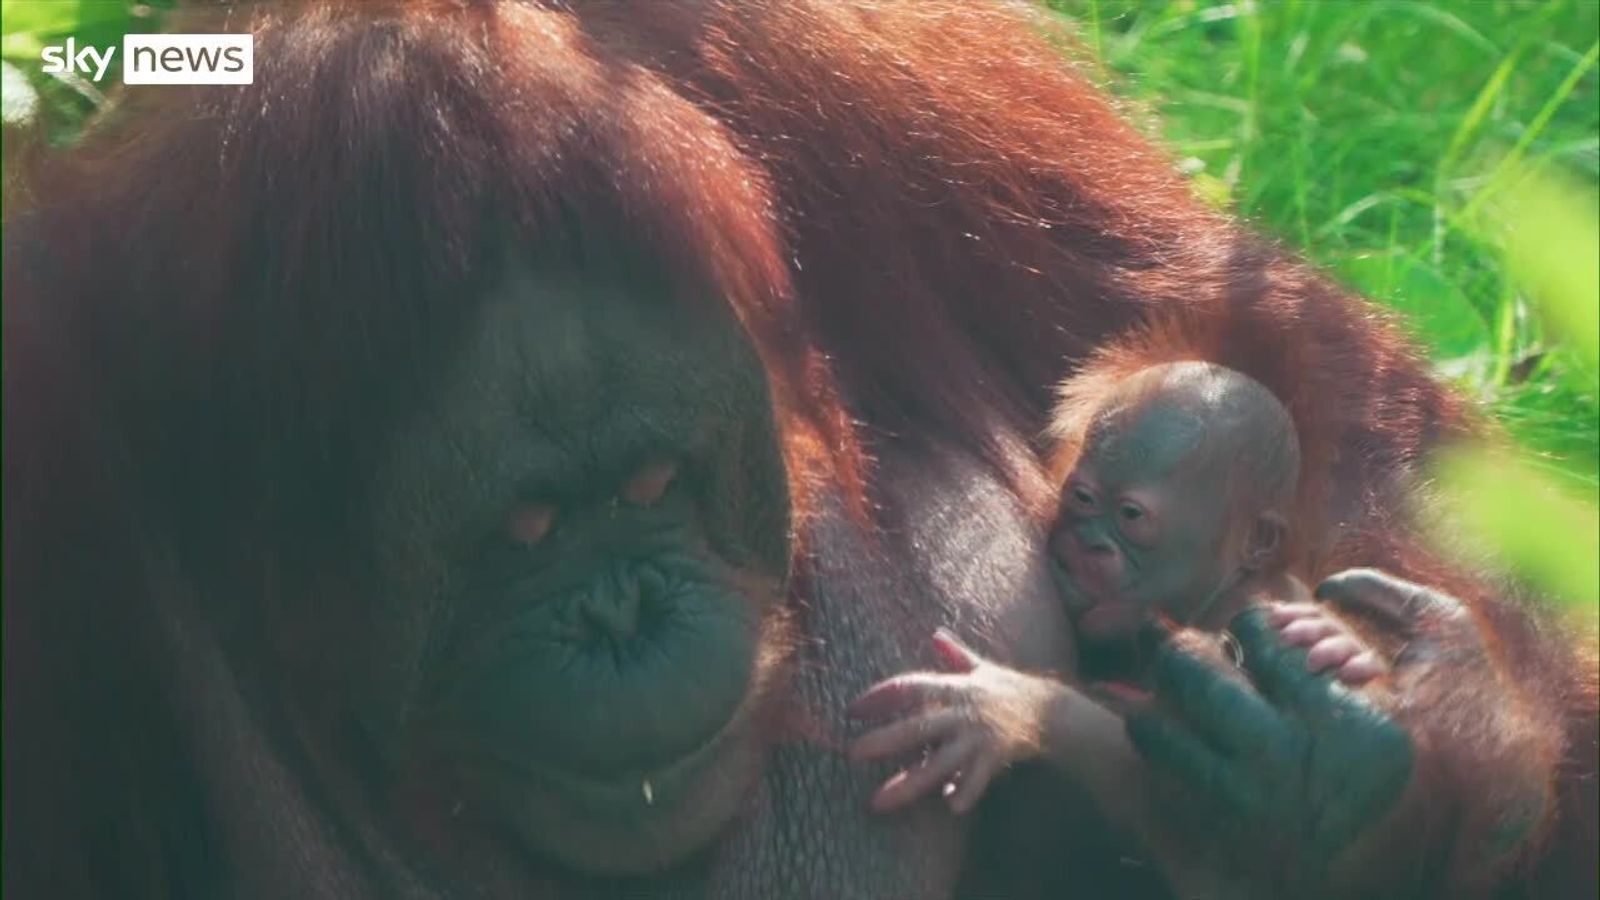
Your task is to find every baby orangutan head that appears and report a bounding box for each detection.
[1049,362,1300,643]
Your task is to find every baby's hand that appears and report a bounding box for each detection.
[847,630,1061,815]
[1265,601,1386,685]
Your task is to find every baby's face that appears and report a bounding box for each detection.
[1049,401,1246,643]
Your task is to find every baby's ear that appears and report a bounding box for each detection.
[1243,511,1287,571]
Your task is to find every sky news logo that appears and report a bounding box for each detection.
[41,34,253,85]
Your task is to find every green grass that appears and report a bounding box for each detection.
[1050,0,1599,494]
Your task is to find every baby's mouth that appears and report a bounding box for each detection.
[1053,552,1120,609]
[1074,600,1146,642]
[1053,560,1146,641]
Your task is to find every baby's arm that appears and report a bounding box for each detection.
[847,630,1240,897]
[846,630,1151,829]
[847,604,1385,817]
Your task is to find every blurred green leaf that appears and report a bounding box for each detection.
[1,0,90,40]
[1,58,36,124]
[1,1,148,62]
[2,1,138,36]
[0,29,44,61]
[1487,169,1600,371]
[1434,447,1599,613]
[1190,170,1232,208]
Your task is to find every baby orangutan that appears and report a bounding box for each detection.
[849,362,1388,873]
[1051,360,1384,686]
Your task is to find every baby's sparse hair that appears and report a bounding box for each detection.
[1059,361,1301,522]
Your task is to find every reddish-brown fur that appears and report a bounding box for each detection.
[4,1,1593,898]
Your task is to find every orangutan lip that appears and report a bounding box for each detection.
[1075,600,1148,642]
[500,690,754,817]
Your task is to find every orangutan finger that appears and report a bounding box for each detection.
[1277,617,1343,647]
[1266,602,1323,626]
[848,674,961,720]
[1337,652,1386,685]
[850,709,963,761]
[931,629,985,673]
[946,752,1001,815]
[1150,630,1290,756]
[870,734,977,812]
[1305,634,1364,673]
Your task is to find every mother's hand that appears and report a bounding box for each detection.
[1124,583,1424,881]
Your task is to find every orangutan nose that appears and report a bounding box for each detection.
[578,568,650,642]
[581,585,641,641]
[1067,532,1123,586]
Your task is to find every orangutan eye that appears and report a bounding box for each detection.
[1070,485,1096,508]
[619,459,679,507]
[1118,503,1144,522]
[505,502,558,547]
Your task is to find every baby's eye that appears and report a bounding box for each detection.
[1118,503,1144,522]
[1071,486,1096,507]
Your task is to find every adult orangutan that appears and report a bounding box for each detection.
[3,2,1593,899]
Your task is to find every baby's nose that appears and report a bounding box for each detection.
[1056,528,1123,582]
[1079,539,1120,572]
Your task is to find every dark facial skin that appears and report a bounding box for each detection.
[346,260,793,876]
[1050,396,1271,644]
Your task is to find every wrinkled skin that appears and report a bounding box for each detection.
[1126,606,1414,893]
[1050,363,1299,645]
[1054,399,1244,641]
[1123,568,1535,897]
[290,262,799,879]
